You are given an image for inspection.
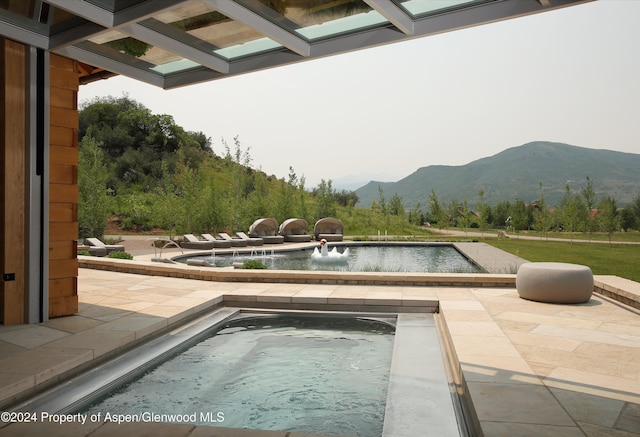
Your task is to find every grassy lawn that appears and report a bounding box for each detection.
[504,230,640,243]
[487,238,640,282]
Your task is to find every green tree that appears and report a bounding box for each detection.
[458,200,472,236]
[428,189,447,232]
[476,189,491,238]
[559,183,587,241]
[533,183,554,240]
[633,192,640,226]
[493,200,512,229]
[581,176,598,239]
[241,170,269,230]
[297,174,309,223]
[172,149,203,233]
[223,136,252,231]
[388,193,405,216]
[376,186,387,215]
[275,167,298,222]
[334,189,358,207]
[408,203,423,226]
[620,204,638,231]
[154,160,180,236]
[314,179,336,220]
[597,196,621,244]
[78,132,111,239]
[80,95,211,193]
[510,199,528,235]
[447,199,460,228]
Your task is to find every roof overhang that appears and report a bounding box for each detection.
[0,0,593,89]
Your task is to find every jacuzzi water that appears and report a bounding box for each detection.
[182,244,483,273]
[78,315,395,436]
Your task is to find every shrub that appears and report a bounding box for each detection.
[108,251,133,260]
[102,236,122,245]
[241,259,267,269]
[78,132,110,239]
[78,250,91,256]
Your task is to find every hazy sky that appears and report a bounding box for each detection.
[79,0,640,188]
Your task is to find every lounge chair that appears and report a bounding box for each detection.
[85,237,125,254]
[214,232,248,247]
[200,233,234,248]
[313,217,344,241]
[180,234,218,250]
[279,218,312,242]
[248,218,284,244]
[236,231,264,246]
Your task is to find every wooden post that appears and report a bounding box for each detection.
[0,39,26,324]
[48,54,79,318]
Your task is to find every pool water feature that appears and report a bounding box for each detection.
[181,244,483,273]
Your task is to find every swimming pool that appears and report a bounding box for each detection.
[17,308,463,436]
[80,314,395,436]
[178,243,484,273]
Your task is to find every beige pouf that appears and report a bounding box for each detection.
[516,262,594,304]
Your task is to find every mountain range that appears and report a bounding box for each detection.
[354,141,640,208]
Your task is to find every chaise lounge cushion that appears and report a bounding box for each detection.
[313,217,344,241]
[317,233,343,242]
[236,232,264,246]
[249,218,284,244]
[215,233,248,247]
[200,234,233,248]
[180,234,217,250]
[86,237,125,254]
[279,218,312,242]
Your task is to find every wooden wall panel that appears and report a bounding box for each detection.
[50,164,76,185]
[49,276,79,317]
[49,184,78,204]
[50,126,75,148]
[50,87,76,111]
[49,67,78,91]
[50,54,76,72]
[49,222,78,245]
[0,39,26,325]
[49,277,76,297]
[50,202,76,223]
[50,106,78,129]
[48,295,78,318]
[48,54,79,319]
[50,144,78,165]
[49,240,76,260]
[49,259,78,280]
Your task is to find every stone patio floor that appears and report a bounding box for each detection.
[0,241,638,436]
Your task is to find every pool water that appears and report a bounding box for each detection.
[80,316,395,436]
[187,244,483,273]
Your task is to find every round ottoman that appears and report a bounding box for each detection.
[516,262,593,304]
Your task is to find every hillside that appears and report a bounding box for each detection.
[355,141,640,208]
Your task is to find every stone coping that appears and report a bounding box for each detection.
[78,256,640,309]
[78,256,516,288]
[594,275,640,309]
[0,298,439,410]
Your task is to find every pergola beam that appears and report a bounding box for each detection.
[121,22,230,73]
[364,0,414,35]
[205,0,311,57]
